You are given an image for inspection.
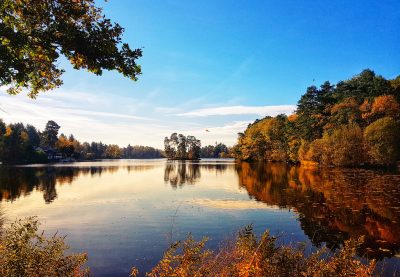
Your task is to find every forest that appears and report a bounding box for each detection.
[233,69,400,167]
[0,120,163,164]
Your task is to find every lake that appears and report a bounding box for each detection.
[1,159,400,276]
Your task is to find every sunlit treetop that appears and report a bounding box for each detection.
[0,0,142,97]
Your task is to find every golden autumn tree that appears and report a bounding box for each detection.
[55,134,74,157]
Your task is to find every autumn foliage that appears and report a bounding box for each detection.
[234,70,400,167]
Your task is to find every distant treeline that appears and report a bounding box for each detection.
[0,120,163,164]
[233,69,400,167]
[200,143,231,158]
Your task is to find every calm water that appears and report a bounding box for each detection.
[1,159,400,276]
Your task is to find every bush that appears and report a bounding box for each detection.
[302,123,365,167]
[364,117,400,166]
[0,217,89,277]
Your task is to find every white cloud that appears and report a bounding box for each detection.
[177,105,296,117]
[183,121,251,146]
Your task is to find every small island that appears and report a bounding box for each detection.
[164,133,201,160]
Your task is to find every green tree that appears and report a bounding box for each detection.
[26,124,40,146]
[334,69,390,102]
[390,75,400,102]
[0,0,142,97]
[187,135,201,160]
[177,134,187,159]
[164,134,178,159]
[41,120,60,147]
[296,82,334,140]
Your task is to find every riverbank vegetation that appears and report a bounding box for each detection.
[233,69,400,167]
[0,119,163,164]
[0,217,377,277]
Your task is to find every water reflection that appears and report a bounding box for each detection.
[163,161,230,188]
[1,160,400,264]
[0,164,156,203]
[236,162,400,259]
[0,161,231,202]
[164,161,201,188]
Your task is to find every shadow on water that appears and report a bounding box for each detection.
[236,162,400,260]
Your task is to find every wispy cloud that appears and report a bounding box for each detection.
[0,87,295,148]
[177,105,296,117]
[0,91,170,146]
[185,121,251,146]
[190,121,249,135]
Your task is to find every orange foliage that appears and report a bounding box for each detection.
[5,126,12,137]
[330,97,359,114]
[288,113,298,122]
[371,95,400,118]
[362,95,400,122]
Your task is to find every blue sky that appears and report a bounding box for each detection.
[1,0,399,147]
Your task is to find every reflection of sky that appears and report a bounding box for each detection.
[1,160,307,276]
[192,199,281,210]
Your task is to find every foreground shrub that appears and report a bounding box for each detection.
[0,217,88,277]
[132,225,376,277]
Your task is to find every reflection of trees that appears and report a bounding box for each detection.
[164,161,201,188]
[200,163,228,174]
[0,165,155,203]
[163,161,231,189]
[236,162,400,260]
